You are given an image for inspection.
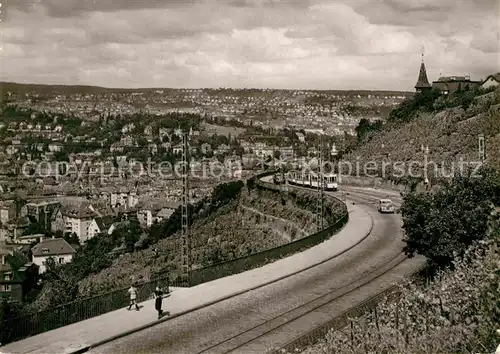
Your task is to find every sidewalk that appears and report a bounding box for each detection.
[1,203,373,354]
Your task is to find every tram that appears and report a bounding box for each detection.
[285,171,338,191]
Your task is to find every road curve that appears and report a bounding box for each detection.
[88,187,420,354]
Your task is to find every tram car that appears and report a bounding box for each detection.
[286,171,338,191]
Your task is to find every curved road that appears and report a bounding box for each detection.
[88,187,421,354]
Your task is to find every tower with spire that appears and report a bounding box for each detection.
[415,53,431,93]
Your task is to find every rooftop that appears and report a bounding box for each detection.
[31,238,76,257]
[415,61,431,89]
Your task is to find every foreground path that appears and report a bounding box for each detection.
[1,192,371,354]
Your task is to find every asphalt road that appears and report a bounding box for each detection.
[88,188,414,354]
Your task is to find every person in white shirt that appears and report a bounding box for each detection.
[127,285,139,311]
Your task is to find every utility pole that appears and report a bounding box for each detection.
[478,134,485,163]
[181,133,190,286]
[331,143,342,200]
[421,144,429,186]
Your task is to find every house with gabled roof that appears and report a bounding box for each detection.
[480,73,500,90]
[31,238,75,274]
[87,215,116,239]
[0,242,38,301]
[57,203,99,243]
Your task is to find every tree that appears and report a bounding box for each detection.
[23,222,43,236]
[401,166,500,271]
[111,219,142,253]
[355,118,383,141]
[388,89,441,123]
[63,232,79,245]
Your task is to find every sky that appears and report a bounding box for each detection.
[1,0,499,91]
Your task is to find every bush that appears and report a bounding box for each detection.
[355,118,383,142]
[0,299,24,344]
[388,89,441,123]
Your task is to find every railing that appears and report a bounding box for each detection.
[1,275,170,344]
[1,170,349,345]
[189,171,349,285]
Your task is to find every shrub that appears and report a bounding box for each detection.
[388,89,441,123]
[355,118,383,142]
[401,166,500,271]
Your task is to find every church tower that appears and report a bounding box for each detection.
[415,53,431,93]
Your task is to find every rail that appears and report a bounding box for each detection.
[1,276,170,344]
[1,170,348,345]
[271,263,427,354]
[189,171,349,285]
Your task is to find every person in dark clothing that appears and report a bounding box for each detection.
[154,287,164,319]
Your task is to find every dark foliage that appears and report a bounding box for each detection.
[355,118,383,141]
[0,299,24,343]
[388,89,441,123]
[401,166,500,271]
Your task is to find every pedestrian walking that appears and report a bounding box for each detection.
[127,284,139,311]
[154,286,164,319]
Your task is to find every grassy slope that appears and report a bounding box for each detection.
[343,89,500,175]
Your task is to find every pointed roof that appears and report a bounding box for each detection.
[415,58,431,90]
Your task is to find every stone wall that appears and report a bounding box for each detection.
[338,175,406,192]
[339,175,430,194]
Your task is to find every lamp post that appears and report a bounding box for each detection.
[153,247,159,287]
[478,134,485,163]
[330,143,343,200]
[421,144,429,186]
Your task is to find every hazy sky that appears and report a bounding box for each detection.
[2,0,499,90]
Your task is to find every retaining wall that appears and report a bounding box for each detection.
[189,171,349,286]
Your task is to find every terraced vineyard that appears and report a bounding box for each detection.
[343,89,500,177]
[76,186,345,296]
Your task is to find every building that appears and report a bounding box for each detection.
[86,217,116,239]
[86,219,101,239]
[415,56,431,93]
[110,191,138,209]
[61,205,99,243]
[0,242,38,301]
[480,73,500,90]
[136,200,180,227]
[432,76,481,95]
[1,217,30,241]
[25,201,61,232]
[0,201,15,225]
[31,238,75,274]
[95,216,116,235]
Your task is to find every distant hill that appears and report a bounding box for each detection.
[0,81,413,96]
[0,82,179,95]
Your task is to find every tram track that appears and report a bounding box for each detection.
[188,184,412,354]
[85,184,417,354]
[194,251,409,354]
